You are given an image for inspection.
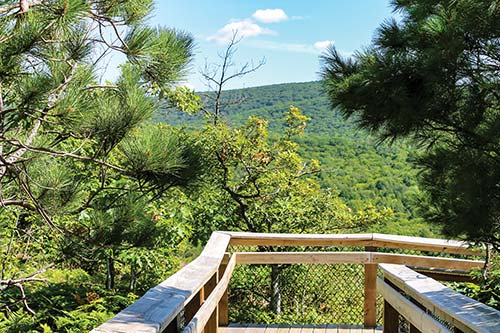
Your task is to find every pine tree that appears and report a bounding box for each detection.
[0,0,200,304]
[320,0,500,247]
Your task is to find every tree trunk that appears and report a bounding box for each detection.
[106,255,115,290]
[129,264,137,292]
[270,264,282,314]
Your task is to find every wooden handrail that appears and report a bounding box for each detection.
[380,264,500,333]
[226,232,480,255]
[182,255,237,333]
[234,251,484,271]
[92,232,491,333]
[377,278,452,333]
[91,232,230,333]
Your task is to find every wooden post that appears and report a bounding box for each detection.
[383,300,399,333]
[364,246,377,327]
[184,290,202,324]
[382,277,401,333]
[204,272,218,333]
[218,263,229,326]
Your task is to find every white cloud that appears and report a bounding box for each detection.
[248,40,317,54]
[252,9,288,23]
[313,40,334,50]
[207,19,276,44]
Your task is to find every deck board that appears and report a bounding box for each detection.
[220,325,382,333]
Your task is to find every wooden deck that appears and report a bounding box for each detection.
[219,324,383,333]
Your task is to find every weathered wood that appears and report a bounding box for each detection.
[226,232,479,255]
[380,264,500,333]
[364,247,377,328]
[91,232,231,333]
[383,300,399,333]
[182,255,237,333]
[234,251,483,271]
[372,253,483,271]
[413,268,476,283]
[91,232,487,333]
[218,263,229,327]
[185,290,202,325]
[204,273,218,333]
[377,278,452,333]
[218,326,383,333]
[235,251,371,265]
[371,233,480,256]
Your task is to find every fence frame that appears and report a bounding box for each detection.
[92,232,498,333]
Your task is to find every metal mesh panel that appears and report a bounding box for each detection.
[226,243,482,328]
[228,261,378,325]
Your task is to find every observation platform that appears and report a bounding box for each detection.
[92,232,500,333]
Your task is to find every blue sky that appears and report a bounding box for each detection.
[146,1,395,90]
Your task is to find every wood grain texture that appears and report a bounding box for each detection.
[91,232,230,333]
[226,232,480,255]
[219,325,382,333]
[377,278,452,333]
[234,252,484,271]
[380,264,500,333]
[182,255,237,333]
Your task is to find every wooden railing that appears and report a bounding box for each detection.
[91,232,500,333]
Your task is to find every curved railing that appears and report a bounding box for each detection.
[91,232,500,333]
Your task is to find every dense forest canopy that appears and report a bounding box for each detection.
[0,0,498,332]
[158,81,433,236]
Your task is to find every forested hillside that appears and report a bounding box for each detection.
[156,81,434,236]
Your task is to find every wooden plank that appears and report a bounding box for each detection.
[377,278,452,333]
[226,232,480,255]
[183,255,237,333]
[364,246,377,328]
[235,251,371,265]
[234,251,483,271]
[228,232,374,247]
[383,300,399,333]
[300,326,314,333]
[204,273,218,333]
[217,263,229,326]
[364,262,378,327]
[372,253,483,271]
[413,269,476,283]
[184,290,202,325]
[219,327,382,333]
[244,326,267,333]
[312,324,327,333]
[380,264,500,333]
[92,232,231,333]
[265,325,280,333]
[371,233,480,256]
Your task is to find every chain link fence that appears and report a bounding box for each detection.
[226,244,474,327]
[227,245,381,326]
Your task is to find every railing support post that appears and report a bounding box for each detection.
[383,299,399,333]
[204,272,218,333]
[185,290,202,325]
[218,262,229,327]
[364,246,377,327]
